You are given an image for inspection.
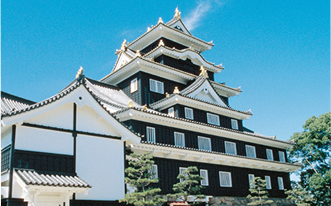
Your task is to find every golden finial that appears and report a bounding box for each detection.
[199,65,209,78]
[173,87,180,94]
[143,104,147,111]
[273,135,276,139]
[135,50,141,57]
[128,100,134,108]
[150,56,154,62]
[158,39,165,47]
[147,27,151,32]
[174,7,181,19]
[120,39,127,51]
[76,66,84,79]
[158,17,163,24]
[189,44,194,50]
[165,92,169,98]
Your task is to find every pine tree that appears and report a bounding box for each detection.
[168,166,205,204]
[119,152,166,206]
[246,177,274,206]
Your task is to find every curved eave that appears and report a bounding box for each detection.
[165,18,192,36]
[143,45,223,73]
[211,82,241,97]
[115,108,295,149]
[127,23,213,53]
[132,142,302,172]
[150,94,252,120]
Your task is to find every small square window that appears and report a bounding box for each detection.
[146,127,156,143]
[246,145,256,158]
[225,141,237,155]
[168,107,174,117]
[184,107,194,120]
[207,113,220,126]
[130,78,138,93]
[174,132,185,147]
[279,151,286,162]
[266,149,274,161]
[149,79,164,94]
[198,136,211,151]
[231,119,239,130]
[219,171,232,187]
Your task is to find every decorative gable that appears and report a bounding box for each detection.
[169,19,192,36]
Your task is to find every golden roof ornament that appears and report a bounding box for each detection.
[174,7,181,19]
[76,66,85,83]
[165,92,169,98]
[158,39,165,47]
[128,100,134,108]
[173,87,180,94]
[158,17,163,24]
[150,56,154,62]
[135,50,141,57]
[120,39,127,51]
[273,135,276,139]
[147,27,151,32]
[142,104,147,111]
[199,65,209,78]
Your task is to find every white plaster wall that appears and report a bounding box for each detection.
[25,103,73,130]
[76,105,119,136]
[194,91,218,104]
[76,134,125,200]
[12,175,24,198]
[15,126,73,155]
[1,128,12,148]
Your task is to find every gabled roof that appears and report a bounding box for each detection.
[1,92,35,115]
[165,17,192,36]
[15,169,91,188]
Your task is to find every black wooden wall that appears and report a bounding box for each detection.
[141,37,188,55]
[124,120,287,162]
[153,157,290,198]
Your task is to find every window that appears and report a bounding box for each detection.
[179,167,187,182]
[278,177,284,190]
[200,169,209,186]
[184,107,194,120]
[225,141,237,155]
[149,79,164,94]
[198,136,211,151]
[148,165,158,179]
[265,176,272,189]
[130,78,138,93]
[168,107,174,117]
[174,132,185,147]
[279,151,286,162]
[146,127,156,143]
[207,113,220,126]
[248,174,255,188]
[219,171,232,187]
[231,119,239,130]
[266,149,274,161]
[246,145,256,158]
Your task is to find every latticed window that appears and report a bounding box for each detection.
[231,119,238,130]
[168,107,174,117]
[248,174,255,188]
[198,136,211,151]
[148,165,158,179]
[279,151,286,162]
[265,176,272,189]
[149,79,164,94]
[1,146,11,172]
[200,169,209,186]
[179,167,187,182]
[266,149,274,161]
[207,113,220,126]
[174,132,185,147]
[245,145,256,158]
[278,177,284,190]
[130,78,138,93]
[184,107,194,120]
[225,141,237,155]
[146,127,156,143]
[219,171,232,187]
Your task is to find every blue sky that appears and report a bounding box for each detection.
[2,0,330,142]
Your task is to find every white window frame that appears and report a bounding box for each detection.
[278,177,284,190]
[279,151,286,162]
[174,132,185,147]
[265,176,272,189]
[245,145,256,158]
[146,127,156,143]
[168,107,174,117]
[149,79,164,94]
[198,136,211,151]
[179,167,187,182]
[200,169,209,186]
[207,113,220,126]
[248,174,255,188]
[225,141,237,155]
[266,149,274,161]
[184,107,194,120]
[231,119,239,130]
[130,78,138,93]
[148,165,158,179]
[219,171,232,187]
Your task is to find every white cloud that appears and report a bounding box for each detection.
[183,0,225,31]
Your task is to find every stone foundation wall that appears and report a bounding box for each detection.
[209,196,295,206]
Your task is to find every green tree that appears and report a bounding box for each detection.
[168,166,205,204]
[285,182,313,206]
[287,112,331,205]
[119,152,166,206]
[246,176,274,206]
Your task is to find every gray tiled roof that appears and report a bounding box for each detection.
[16,169,91,188]
[1,92,35,115]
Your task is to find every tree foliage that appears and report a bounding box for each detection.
[119,152,166,206]
[246,176,274,206]
[168,166,205,204]
[287,112,331,205]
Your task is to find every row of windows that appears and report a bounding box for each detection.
[146,126,286,162]
[169,107,239,130]
[151,165,285,190]
[131,78,165,94]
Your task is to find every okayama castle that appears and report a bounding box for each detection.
[1,9,300,206]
